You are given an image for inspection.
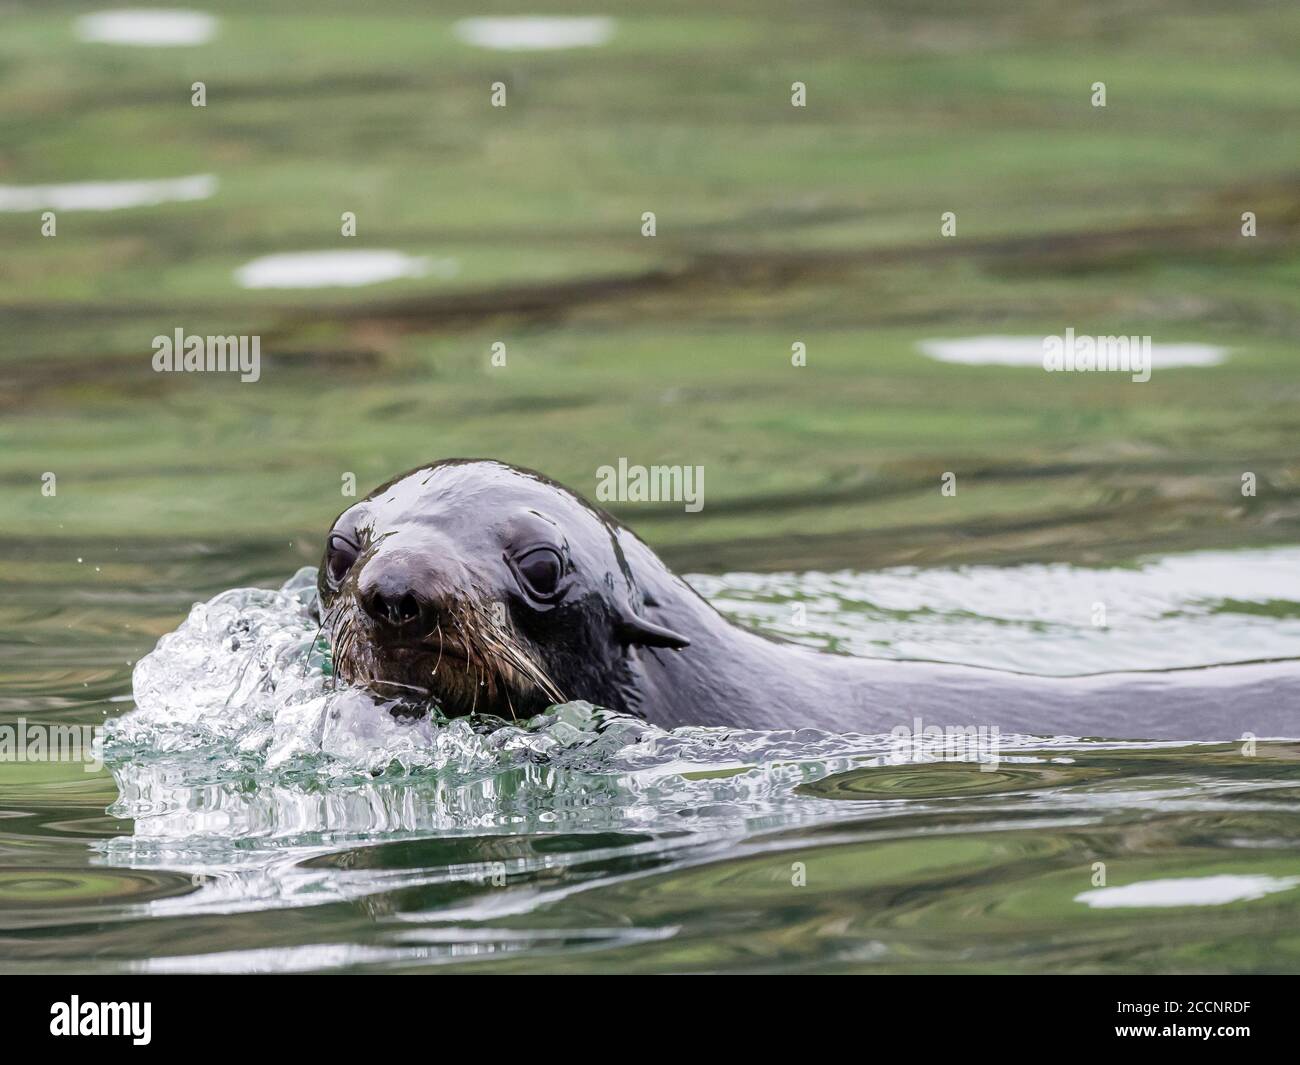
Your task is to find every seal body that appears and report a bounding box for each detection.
[319,460,1299,741]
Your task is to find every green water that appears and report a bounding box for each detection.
[2,1,1300,973]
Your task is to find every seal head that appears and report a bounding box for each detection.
[318,460,690,719]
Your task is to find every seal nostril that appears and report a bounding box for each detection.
[363,587,425,629]
[398,593,421,625]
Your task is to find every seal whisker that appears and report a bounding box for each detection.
[459,598,566,709]
[365,677,428,694]
[487,627,565,706]
[331,610,362,689]
[332,630,352,688]
[305,600,338,677]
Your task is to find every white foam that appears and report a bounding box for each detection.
[75,9,217,47]
[0,174,217,212]
[453,16,615,51]
[1075,874,1300,909]
[233,250,455,289]
[917,336,1227,368]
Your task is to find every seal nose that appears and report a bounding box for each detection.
[357,555,435,632]
[364,587,426,629]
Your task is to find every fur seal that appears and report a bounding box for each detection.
[319,460,1299,741]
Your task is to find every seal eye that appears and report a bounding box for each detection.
[326,535,359,586]
[515,547,562,599]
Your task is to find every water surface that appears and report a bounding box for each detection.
[3,543,1298,974]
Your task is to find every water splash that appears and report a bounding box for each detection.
[105,567,1033,852]
[116,567,476,778]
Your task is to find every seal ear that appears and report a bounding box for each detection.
[616,610,691,649]
[608,525,691,649]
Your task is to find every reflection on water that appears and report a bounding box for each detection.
[233,251,456,290]
[916,336,1228,368]
[690,547,1300,673]
[2,547,1299,973]
[1076,874,1300,909]
[452,17,617,52]
[74,10,218,48]
[0,175,217,213]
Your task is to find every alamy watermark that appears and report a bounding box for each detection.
[152,328,261,382]
[887,716,1001,771]
[1043,328,1151,383]
[50,997,150,1045]
[0,718,103,772]
[595,458,704,513]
